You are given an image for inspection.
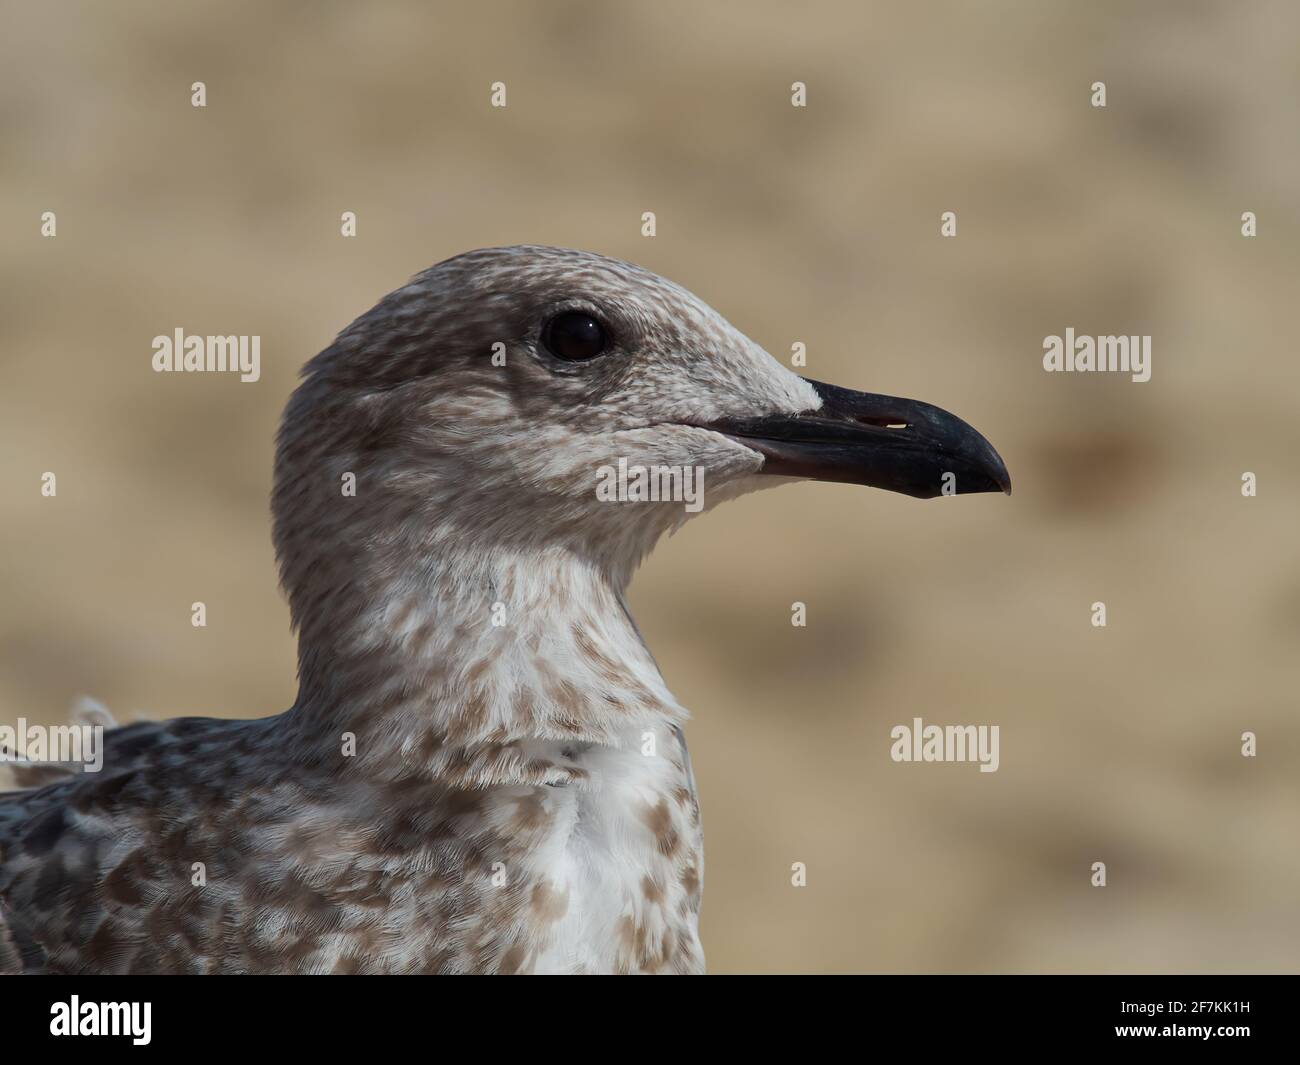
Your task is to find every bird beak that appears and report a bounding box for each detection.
[706,377,1011,499]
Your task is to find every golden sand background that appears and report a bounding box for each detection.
[1,1,1297,971]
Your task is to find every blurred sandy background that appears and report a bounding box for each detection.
[2,0,1298,972]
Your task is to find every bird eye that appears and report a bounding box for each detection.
[541,311,608,362]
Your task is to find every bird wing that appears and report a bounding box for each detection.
[0,715,260,974]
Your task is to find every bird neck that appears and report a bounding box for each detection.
[282,537,686,783]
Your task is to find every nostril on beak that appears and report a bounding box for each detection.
[843,409,911,430]
[856,416,909,430]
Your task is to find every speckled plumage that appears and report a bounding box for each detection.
[0,246,823,974]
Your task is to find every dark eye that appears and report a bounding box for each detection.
[541,311,608,361]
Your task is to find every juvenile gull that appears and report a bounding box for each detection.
[0,245,1009,974]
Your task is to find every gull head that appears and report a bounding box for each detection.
[273,245,1010,607]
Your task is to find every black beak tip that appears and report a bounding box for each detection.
[967,440,1012,497]
[972,469,1012,497]
[998,466,1013,496]
[946,434,1011,498]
